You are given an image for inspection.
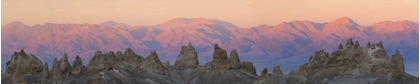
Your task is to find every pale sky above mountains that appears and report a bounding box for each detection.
[2,0,419,27]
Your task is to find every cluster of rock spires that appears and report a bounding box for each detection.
[254,39,418,84]
[2,43,257,84]
[2,40,418,84]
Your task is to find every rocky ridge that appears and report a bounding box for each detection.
[254,39,418,84]
[1,40,418,84]
[2,43,258,84]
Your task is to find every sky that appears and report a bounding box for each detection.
[2,0,419,27]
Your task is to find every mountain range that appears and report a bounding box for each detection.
[1,17,419,75]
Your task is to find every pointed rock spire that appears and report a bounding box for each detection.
[19,49,26,55]
[87,51,118,74]
[367,41,371,48]
[377,41,384,49]
[146,50,159,61]
[141,50,168,75]
[174,43,199,69]
[354,41,360,49]
[59,53,72,73]
[105,51,117,64]
[123,48,144,64]
[212,43,229,63]
[115,51,123,61]
[72,55,86,77]
[207,43,232,70]
[214,43,219,49]
[391,50,405,75]
[229,49,241,69]
[346,39,354,46]
[50,57,64,82]
[273,65,284,75]
[338,44,343,50]
[257,68,268,81]
[41,62,50,84]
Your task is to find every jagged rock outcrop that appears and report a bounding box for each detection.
[240,61,257,75]
[174,43,199,69]
[3,50,45,84]
[229,49,241,69]
[122,48,144,66]
[257,68,268,81]
[338,44,343,50]
[72,55,87,77]
[141,50,168,75]
[345,39,354,46]
[59,53,72,73]
[50,53,73,83]
[391,50,405,75]
[288,70,296,75]
[41,62,50,83]
[115,51,124,61]
[163,60,171,68]
[3,40,416,84]
[3,46,256,84]
[354,41,360,49]
[273,65,284,75]
[290,39,418,84]
[204,44,232,70]
[86,51,118,74]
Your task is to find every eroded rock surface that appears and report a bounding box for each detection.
[174,43,199,69]
[72,55,86,77]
